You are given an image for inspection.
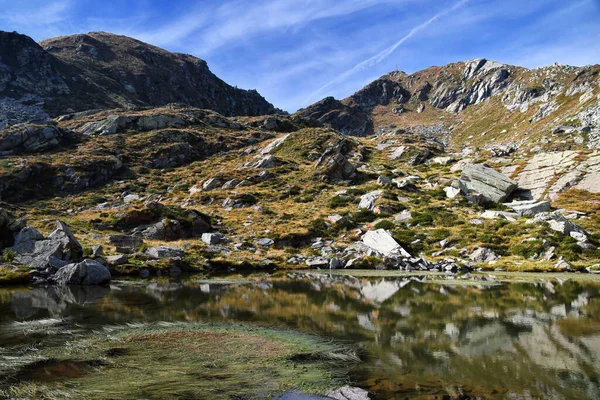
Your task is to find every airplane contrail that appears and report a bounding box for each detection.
[305,0,470,104]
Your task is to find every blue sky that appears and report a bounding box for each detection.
[1,0,600,112]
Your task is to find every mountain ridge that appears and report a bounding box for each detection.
[296,58,600,150]
[0,30,278,128]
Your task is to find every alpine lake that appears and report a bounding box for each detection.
[1,270,600,399]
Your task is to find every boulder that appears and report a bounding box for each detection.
[47,221,83,260]
[254,155,277,169]
[444,186,461,199]
[108,234,144,253]
[10,239,63,269]
[362,229,411,257]
[202,232,227,245]
[503,200,551,216]
[257,238,274,247]
[480,210,519,221]
[53,259,111,285]
[106,254,128,266]
[388,146,407,160]
[470,248,499,263]
[138,219,183,241]
[13,226,43,246]
[547,218,587,236]
[394,210,412,223]
[358,191,383,211]
[432,156,454,166]
[457,164,517,203]
[91,245,104,258]
[314,137,359,181]
[202,178,221,191]
[146,246,185,259]
[8,221,83,269]
[306,257,330,268]
[222,179,241,189]
[377,176,392,186]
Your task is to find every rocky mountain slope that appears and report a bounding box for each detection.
[1,35,599,285]
[0,31,277,128]
[297,59,600,149]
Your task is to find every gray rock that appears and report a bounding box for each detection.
[548,218,587,236]
[257,238,274,247]
[201,232,227,245]
[394,210,412,223]
[106,254,128,266]
[47,221,83,260]
[503,200,551,216]
[458,164,517,203]
[377,176,392,186]
[306,257,330,268]
[53,259,111,285]
[146,246,185,259]
[108,234,144,253]
[325,386,370,400]
[0,124,64,153]
[11,240,63,269]
[91,245,104,258]
[328,215,345,225]
[14,226,43,246]
[470,247,499,263]
[362,229,411,257]
[9,221,82,269]
[444,186,461,199]
[258,171,273,181]
[260,133,290,154]
[358,191,383,211]
[222,179,241,189]
[123,194,141,203]
[555,257,571,270]
[329,257,343,269]
[255,155,277,169]
[138,219,183,241]
[202,178,221,191]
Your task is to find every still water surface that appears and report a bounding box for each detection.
[1,272,599,399]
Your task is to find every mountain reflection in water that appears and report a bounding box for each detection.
[1,272,599,399]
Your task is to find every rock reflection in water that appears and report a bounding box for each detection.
[0,274,599,399]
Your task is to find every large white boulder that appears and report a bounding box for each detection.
[362,229,411,257]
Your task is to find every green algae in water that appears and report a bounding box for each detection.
[1,322,357,400]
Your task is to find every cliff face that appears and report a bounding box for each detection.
[0,31,277,127]
[297,59,600,149]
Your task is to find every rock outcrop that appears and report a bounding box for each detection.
[8,221,83,269]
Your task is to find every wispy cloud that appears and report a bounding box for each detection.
[133,0,402,52]
[0,0,72,25]
[305,0,470,103]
